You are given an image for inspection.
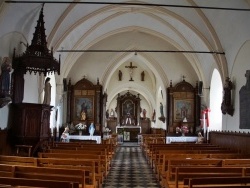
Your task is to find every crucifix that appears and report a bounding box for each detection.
[125,62,137,81]
[182,75,186,81]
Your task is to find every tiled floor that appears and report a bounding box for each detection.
[103,143,161,188]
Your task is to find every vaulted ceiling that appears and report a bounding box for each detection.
[1,0,250,113]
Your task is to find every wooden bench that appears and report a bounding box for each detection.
[0,155,37,166]
[159,159,223,187]
[38,152,108,184]
[13,165,86,188]
[0,155,97,188]
[0,163,86,187]
[187,177,250,188]
[47,148,112,172]
[36,158,97,187]
[222,159,250,167]
[155,154,250,179]
[0,177,78,188]
[167,167,248,188]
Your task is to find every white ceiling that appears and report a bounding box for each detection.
[0,0,250,111]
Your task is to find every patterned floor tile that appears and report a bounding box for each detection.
[103,144,161,188]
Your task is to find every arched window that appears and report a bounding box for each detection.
[209,69,223,131]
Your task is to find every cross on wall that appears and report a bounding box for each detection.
[125,62,137,81]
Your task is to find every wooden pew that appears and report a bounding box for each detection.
[0,163,87,187]
[0,164,15,177]
[0,177,78,188]
[13,165,86,188]
[168,167,248,188]
[38,152,108,184]
[158,157,250,187]
[0,156,97,188]
[187,177,250,188]
[0,155,37,166]
[222,159,250,167]
[36,158,97,187]
[47,148,112,173]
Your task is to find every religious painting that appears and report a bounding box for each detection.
[174,99,194,122]
[122,100,135,116]
[74,96,94,121]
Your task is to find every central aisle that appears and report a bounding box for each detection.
[103,143,161,188]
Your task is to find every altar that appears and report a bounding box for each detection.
[66,135,101,144]
[166,136,198,144]
[116,126,141,142]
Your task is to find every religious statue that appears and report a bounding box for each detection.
[43,77,51,105]
[142,109,147,119]
[0,57,12,96]
[89,122,95,136]
[110,108,115,117]
[80,111,86,120]
[158,102,165,123]
[160,102,164,117]
[196,132,204,144]
[221,77,234,116]
[151,109,156,122]
[61,126,70,142]
[106,109,109,119]
[118,70,122,81]
[141,71,145,81]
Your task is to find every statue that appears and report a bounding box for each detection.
[0,57,12,96]
[80,111,86,120]
[43,77,51,105]
[158,102,166,123]
[106,109,109,119]
[61,126,69,142]
[118,70,122,81]
[160,102,164,117]
[221,77,234,116]
[141,71,145,81]
[89,122,95,136]
[110,108,115,117]
[142,109,147,119]
[151,109,156,122]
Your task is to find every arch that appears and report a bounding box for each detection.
[209,69,223,131]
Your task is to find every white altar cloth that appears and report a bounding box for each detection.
[166,136,198,144]
[67,135,101,144]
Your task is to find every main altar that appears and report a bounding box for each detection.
[107,91,151,141]
[116,125,141,142]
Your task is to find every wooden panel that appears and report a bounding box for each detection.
[210,131,250,154]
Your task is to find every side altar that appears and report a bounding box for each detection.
[116,125,141,142]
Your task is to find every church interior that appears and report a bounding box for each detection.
[0,1,250,187]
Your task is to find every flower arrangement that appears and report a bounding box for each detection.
[103,127,111,133]
[176,125,189,135]
[75,123,87,130]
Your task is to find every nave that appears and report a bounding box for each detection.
[103,143,161,188]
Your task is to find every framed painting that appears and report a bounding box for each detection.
[122,100,135,116]
[74,96,94,121]
[174,99,194,122]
